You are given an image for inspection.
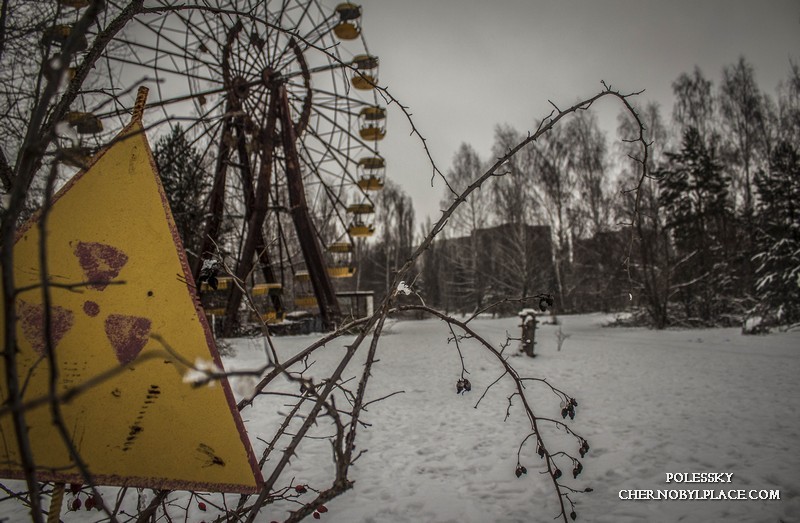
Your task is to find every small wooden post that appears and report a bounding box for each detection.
[519,310,537,358]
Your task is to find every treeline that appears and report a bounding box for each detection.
[360,57,799,329]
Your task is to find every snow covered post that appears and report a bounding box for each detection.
[519,308,538,357]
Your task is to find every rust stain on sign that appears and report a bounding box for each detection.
[16,300,75,356]
[73,241,129,290]
[0,113,262,493]
[82,300,100,317]
[104,313,151,365]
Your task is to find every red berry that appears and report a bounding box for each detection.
[71,498,82,511]
[85,497,95,510]
[294,484,307,494]
[198,501,207,511]
[318,505,328,513]
[313,512,321,519]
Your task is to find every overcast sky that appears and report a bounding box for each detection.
[354,0,800,226]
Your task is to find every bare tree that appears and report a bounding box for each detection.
[777,62,800,144]
[615,102,672,328]
[565,111,612,238]
[490,124,540,226]
[382,181,416,282]
[439,143,492,312]
[477,126,549,309]
[671,66,717,143]
[360,179,416,300]
[444,143,492,235]
[719,56,772,216]
[531,124,577,310]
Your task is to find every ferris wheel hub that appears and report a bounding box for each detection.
[230,76,251,102]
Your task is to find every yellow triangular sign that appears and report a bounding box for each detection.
[0,93,262,492]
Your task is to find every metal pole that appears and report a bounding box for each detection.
[277,87,341,329]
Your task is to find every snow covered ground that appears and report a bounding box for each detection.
[2,313,799,522]
[228,313,800,523]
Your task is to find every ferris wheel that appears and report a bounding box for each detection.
[53,0,388,332]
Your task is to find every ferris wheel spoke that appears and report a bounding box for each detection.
[266,0,293,67]
[308,215,336,262]
[280,58,348,82]
[243,37,271,83]
[274,209,304,269]
[306,100,381,158]
[184,124,225,167]
[287,9,339,63]
[93,82,228,121]
[174,8,222,57]
[155,114,222,170]
[298,90,371,117]
[298,16,338,56]
[224,26,251,78]
[238,9,273,75]
[228,51,247,86]
[300,83,373,108]
[112,36,219,72]
[241,45,268,81]
[314,199,349,246]
[113,38,150,73]
[145,13,176,127]
[133,14,214,68]
[271,209,294,281]
[245,83,271,127]
[287,0,315,36]
[302,0,337,42]
[265,23,291,76]
[218,1,246,35]
[300,125,372,201]
[105,43,219,85]
[270,0,323,70]
[93,51,135,131]
[233,128,257,209]
[302,92,352,112]
[171,99,228,150]
[299,143,336,175]
[193,6,231,57]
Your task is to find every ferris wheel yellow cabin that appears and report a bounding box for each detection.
[346,202,375,214]
[351,54,379,90]
[334,3,362,40]
[357,156,386,191]
[359,106,387,141]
